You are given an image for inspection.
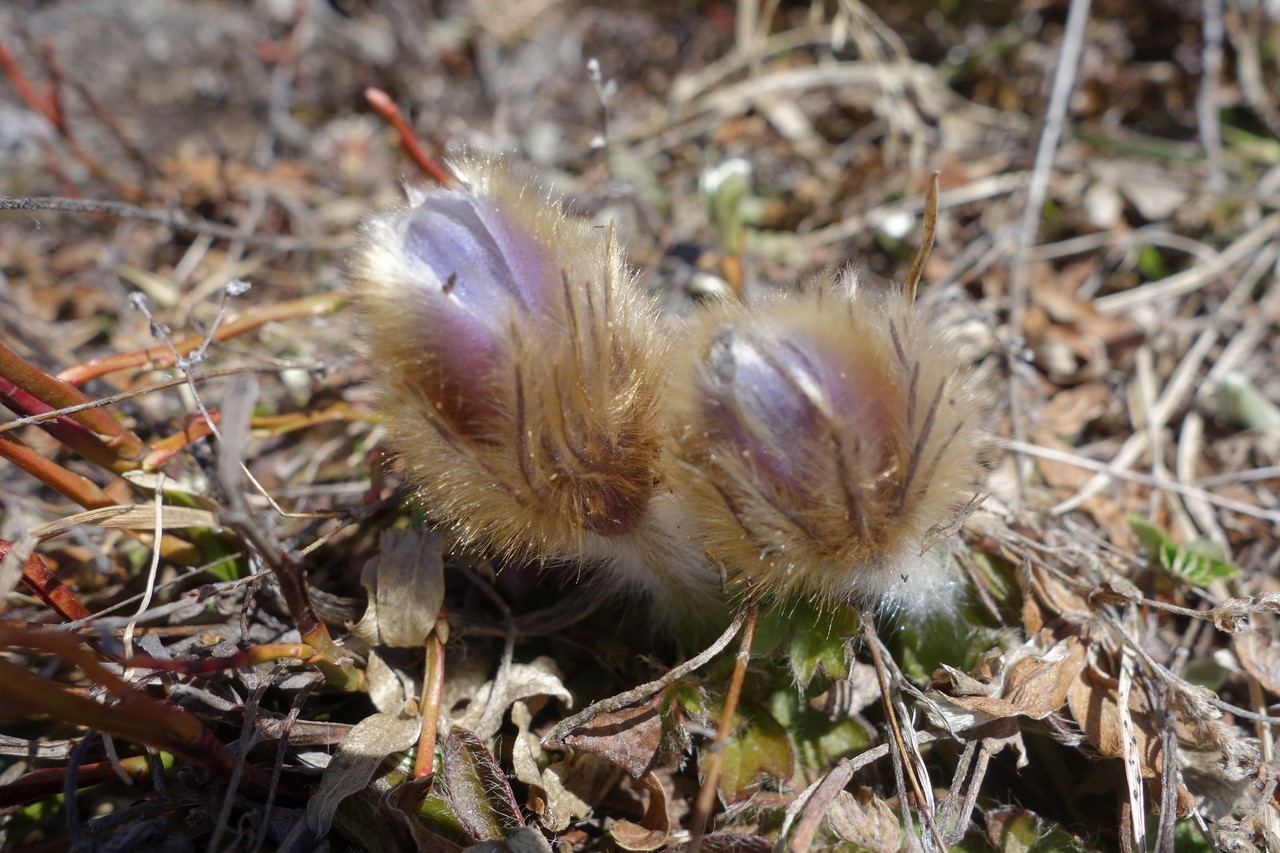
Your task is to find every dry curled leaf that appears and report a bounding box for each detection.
[350,527,445,648]
[511,701,593,833]
[609,771,671,851]
[304,710,423,836]
[448,656,571,741]
[825,789,900,853]
[928,635,1086,725]
[1233,629,1280,697]
[1065,658,1163,780]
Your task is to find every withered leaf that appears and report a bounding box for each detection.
[930,635,1086,725]
[449,656,571,741]
[1065,662,1163,779]
[1002,635,1087,718]
[609,771,671,851]
[825,789,900,853]
[304,710,423,836]
[1033,382,1109,439]
[1021,562,1091,634]
[511,701,593,832]
[351,527,445,648]
[1233,630,1280,697]
[562,704,663,778]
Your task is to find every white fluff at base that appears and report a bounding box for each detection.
[578,493,722,622]
[833,543,967,625]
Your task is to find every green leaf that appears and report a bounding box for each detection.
[440,727,524,842]
[711,703,794,803]
[788,605,859,687]
[986,807,1099,853]
[765,684,871,776]
[1127,515,1240,586]
[1136,245,1169,280]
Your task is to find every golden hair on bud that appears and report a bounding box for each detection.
[351,152,715,611]
[669,272,987,619]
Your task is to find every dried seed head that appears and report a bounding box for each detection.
[351,152,714,609]
[669,273,987,618]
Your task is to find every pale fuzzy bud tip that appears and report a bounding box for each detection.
[670,273,988,620]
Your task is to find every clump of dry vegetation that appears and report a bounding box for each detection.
[1,1,1279,851]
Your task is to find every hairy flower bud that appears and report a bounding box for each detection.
[670,273,987,618]
[351,153,715,610]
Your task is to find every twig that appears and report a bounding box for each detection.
[1003,439,1280,524]
[0,366,307,436]
[779,731,940,849]
[542,606,749,745]
[1047,328,1219,516]
[1006,0,1094,494]
[1095,212,1280,313]
[121,473,166,661]
[0,195,346,251]
[902,172,938,305]
[1198,0,1227,194]
[800,171,1029,250]
[689,597,760,848]
[461,570,516,741]
[864,618,948,852]
[56,294,344,385]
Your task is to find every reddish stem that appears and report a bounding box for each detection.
[415,616,448,778]
[365,87,453,185]
[0,433,117,509]
[0,40,58,125]
[689,598,760,848]
[0,656,268,789]
[0,539,93,622]
[143,412,220,470]
[0,340,144,460]
[0,753,156,808]
[57,294,345,386]
[0,375,136,474]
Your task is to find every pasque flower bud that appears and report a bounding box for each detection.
[669,273,987,618]
[351,153,715,611]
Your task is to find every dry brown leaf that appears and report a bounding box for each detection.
[511,701,593,833]
[1065,659,1163,779]
[562,704,664,778]
[1034,382,1111,439]
[931,635,1085,723]
[350,528,445,648]
[1023,438,1131,545]
[448,656,571,741]
[1233,629,1280,697]
[609,772,671,851]
[1003,635,1088,717]
[1021,562,1092,634]
[825,788,901,853]
[304,710,423,836]
[367,648,415,715]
